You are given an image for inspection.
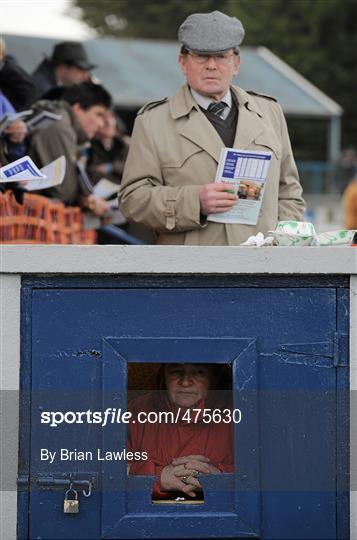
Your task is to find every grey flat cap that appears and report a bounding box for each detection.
[178,10,245,54]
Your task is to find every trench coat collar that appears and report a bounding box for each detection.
[231,86,266,151]
[169,84,267,163]
[169,84,199,119]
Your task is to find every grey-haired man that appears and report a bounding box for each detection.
[119,11,305,245]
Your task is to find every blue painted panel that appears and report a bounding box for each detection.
[18,285,33,540]
[101,338,260,538]
[336,288,350,539]
[22,283,348,539]
[30,288,336,361]
[259,359,337,538]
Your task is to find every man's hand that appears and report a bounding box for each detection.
[93,163,108,176]
[199,183,238,215]
[5,121,27,144]
[83,194,110,217]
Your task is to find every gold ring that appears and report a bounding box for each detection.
[181,475,190,485]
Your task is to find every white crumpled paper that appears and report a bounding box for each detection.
[240,233,275,247]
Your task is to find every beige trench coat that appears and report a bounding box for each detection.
[119,84,305,245]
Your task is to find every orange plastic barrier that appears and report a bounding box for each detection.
[0,190,97,244]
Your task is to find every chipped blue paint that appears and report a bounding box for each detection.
[19,276,349,539]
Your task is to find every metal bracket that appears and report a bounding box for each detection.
[17,472,99,492]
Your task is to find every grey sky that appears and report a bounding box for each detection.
[2,0,95,40]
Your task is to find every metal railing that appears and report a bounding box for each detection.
[296,161,338,194]
[296,161,357,195]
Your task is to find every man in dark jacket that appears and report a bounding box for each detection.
[0,38,37,110]
[29,82,111,216]
[32,41,96,100]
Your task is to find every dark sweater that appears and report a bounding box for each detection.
[200,93,238,147]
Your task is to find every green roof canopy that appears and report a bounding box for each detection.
[5,34,342,117]
[4,34,343,159]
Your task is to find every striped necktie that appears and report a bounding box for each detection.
[207,101,228,117]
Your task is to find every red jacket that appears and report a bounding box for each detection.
[128,390,234,498]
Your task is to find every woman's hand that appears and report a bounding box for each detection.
[160,464,199,498]
[172,454,221,474]
[160,455,221,497]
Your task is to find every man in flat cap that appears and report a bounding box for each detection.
[32,41,96,100]
[119,11,305,245]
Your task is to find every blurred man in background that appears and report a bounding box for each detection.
[29,81,111,216]
[343,174,357,230]
[0,38,37,111]
[32,41,96,100]
[0,37,30,198]
[87,109,129,186]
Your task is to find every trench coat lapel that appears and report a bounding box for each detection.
[179,111,224,162]
[170,85,224,163]
[232,87,265,149]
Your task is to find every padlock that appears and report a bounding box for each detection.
[63,487,79,514]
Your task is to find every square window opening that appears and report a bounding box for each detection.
[126,362,234,504]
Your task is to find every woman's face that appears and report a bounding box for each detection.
[164,364,211,408]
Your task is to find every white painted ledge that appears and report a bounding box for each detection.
[1,245,356,275]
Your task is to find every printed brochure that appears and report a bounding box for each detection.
[208,148,272,225]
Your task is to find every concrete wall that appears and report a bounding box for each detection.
[0,275,21,540]
[1,246,356,540]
